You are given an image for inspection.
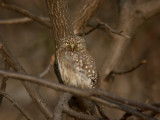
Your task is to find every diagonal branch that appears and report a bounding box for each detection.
[0,90,34,120]
[0,3,51,28]
[0,39,53,119]
[0,17,49,25]
[73,0,103,34]
[0,69,159,120]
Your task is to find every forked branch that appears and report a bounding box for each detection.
[73,0,103,34]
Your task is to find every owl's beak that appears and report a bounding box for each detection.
[70,44,75,51]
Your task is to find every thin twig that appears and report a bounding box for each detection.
[39,55,55,78]
[0,60,9,106]
[0,17,50,25]
[96,19,130,39]
[78,24,101,36]
[105,60,147,80]
[0,3,51,28]
[113,60,147,75]
[0,90,34,120]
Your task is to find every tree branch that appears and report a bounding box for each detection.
[105,60,147,81]
[0,90,34,120]
[46,0,74,49]
[0,60,9,106]
[96,19,130,39]
[0,17,49,25]
[53,93,72,120]
[73,0,103,34]
[0,39,53,119]
[0,69,159,120]
[0,2,51,28]
[64,104,100,120]
[39,54,55,78]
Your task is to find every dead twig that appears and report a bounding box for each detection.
[78,24,101,36]
[0,2,51,28]
[0,17,49,25]
[39,55,55,78]
[0,90,34,120]
[96,19,130,39]
[0,60,9,106]
[105,60,147,81]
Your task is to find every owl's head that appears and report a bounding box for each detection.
[60,35,86,52]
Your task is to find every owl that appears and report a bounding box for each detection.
[54,35,98,89]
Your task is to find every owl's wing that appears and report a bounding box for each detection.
[75,51,98,88]
[54,55,64,84]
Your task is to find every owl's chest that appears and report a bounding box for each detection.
[56,51,92,88]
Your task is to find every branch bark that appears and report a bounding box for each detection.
[46,0,74,49]
[53,93,72,120]
[0,69,159,120]
[73,0,102,34]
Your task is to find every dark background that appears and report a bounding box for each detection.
[0,0,160,119]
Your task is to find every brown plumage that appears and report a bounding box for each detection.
[54,35,98,89]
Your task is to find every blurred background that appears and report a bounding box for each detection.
[0,0,160,119]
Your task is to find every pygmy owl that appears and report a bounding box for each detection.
[54,35,98,89]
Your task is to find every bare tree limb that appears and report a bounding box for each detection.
[46,0,74,49]
[0,90,34,120]
[91,97,156,120]
[53,93,100,120]
[0,2,51,28]
[95,103,109,120]
[53,93,72,120]
[0,39,53,119]
[64,104,100,120]
[0,69,159,120]
[73,0,103,34]
[0,17,49,25]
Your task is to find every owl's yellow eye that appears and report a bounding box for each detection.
[65,42,69,45]
[76,43,80,46]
